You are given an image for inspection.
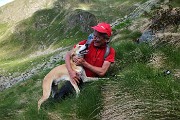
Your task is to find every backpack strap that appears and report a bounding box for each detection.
[86,33,94,45]
[104,44,110,59]
[86,33,110,59]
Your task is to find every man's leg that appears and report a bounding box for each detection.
[53,79,83,100]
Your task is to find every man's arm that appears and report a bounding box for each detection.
[65,51,80,83]
[83,61,111,77]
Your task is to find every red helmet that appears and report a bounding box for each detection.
[91,22,112,37]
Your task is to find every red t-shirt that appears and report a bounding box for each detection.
[75,40,115,77]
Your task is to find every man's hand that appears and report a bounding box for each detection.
[73,57,86,66]
[69,70,80,84]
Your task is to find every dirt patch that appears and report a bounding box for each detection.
[48,112,63,120]
[100,81,145,120]
[148,52,166,69]
[154,32,180,47]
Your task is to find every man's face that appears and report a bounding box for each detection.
[93,31,107,47]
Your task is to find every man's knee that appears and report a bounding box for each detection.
[54,79,84,100]
[54,81,74,100]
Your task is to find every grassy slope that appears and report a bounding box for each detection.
[0,23,8,37]
[0,7,87,75]
[0,0,180,120]
[0,30,179,119]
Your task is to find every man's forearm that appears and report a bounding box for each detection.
[82,61,111,77]
[65,51,73,73]
[65,51,81,83]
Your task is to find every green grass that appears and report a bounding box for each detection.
[107,27,180,118]
[108,36,180,119]
[91,0,149,21]
[112,62,180,119]
[0,49,65,76]
[1,34,180,119]
[0,0,180,119]
[0,23,8,37]
[159,44,180,69]
[76,82,103,120]
[119,63,179,99]
[114,19,132,30]
[170,0,180,7]
[0,70,104,120]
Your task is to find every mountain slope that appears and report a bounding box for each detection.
[0,0,147,76]
[0,0,55,24]
[0,0,180,120]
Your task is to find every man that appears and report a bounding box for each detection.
[53,22,115,100]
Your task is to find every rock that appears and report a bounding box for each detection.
[138,30,155,43]
[0,48,68,91]
[111,0,160,28]
[65,9,97,33]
